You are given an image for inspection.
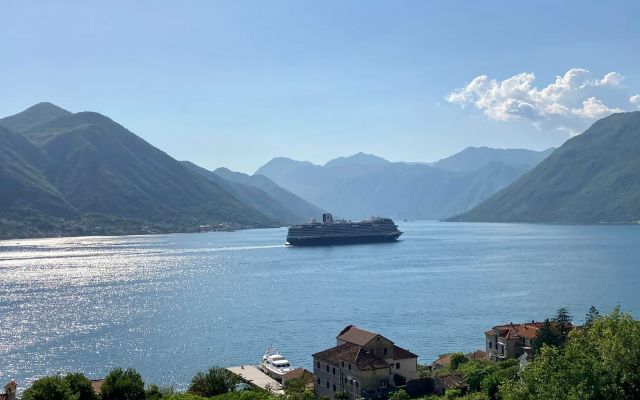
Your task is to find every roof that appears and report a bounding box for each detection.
[90,379,105,395]
[337,325,380,346]
[468,350,487,360]
[4,382,16,391]
[432,353,453,367]
[313,342,388,371]
[393,344,418,359]
[437,373,466,390]
[283,368,313,383]
[487,322,548,341]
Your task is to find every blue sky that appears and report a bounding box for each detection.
[1,1,639,173]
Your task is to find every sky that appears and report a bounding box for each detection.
[1,1,639,173]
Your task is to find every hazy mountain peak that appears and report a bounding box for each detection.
[433,146,555,172]
[0,102,72,133]
[324,152,390,168]
[214,167,250,183]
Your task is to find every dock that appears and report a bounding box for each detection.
[227,365,284,394]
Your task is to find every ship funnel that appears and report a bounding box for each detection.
[323,213,334,224]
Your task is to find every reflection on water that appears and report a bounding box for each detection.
[1,222,639,390]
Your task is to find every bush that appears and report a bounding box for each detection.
[450,353,469,370]
[22,376,75,400]
[188,368,241,397]
[101,368,146,400]
[389,389,409,400]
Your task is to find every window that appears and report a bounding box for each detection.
[333,384,336,392]
[326,365,329,372]
[356,382,359,388]
[326,382,329,389]
[332,367,335,375]
[317,362,320,368]
[383,348,388,356]
[348,363,351,370]
[317,378,321,385]
[341,361,344,367]
[489,342,492,349]
[350,380,353,386]
[396,363,400,369]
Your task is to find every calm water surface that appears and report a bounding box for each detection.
[1,221,639,390]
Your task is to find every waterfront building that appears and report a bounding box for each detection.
[484,322,544,360]
[312,325,418,400]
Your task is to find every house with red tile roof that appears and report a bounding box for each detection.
[485,321,549,360]
[312,325,418,400]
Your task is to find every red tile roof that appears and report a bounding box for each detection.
[437,373,466,390]
[393,345,418,359]
[432,353,453,367]
[337,325,380,347]
[283,368,313,383]
[4,382,16,391]
[468,350,487,360]
[313,342,388,371]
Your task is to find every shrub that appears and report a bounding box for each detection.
[450,353,469,370]
[22,376,75,400]
[188,367,240,397]
[100,368,146,400]
[389,388,409,400]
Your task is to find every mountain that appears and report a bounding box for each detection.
[448,112,640,223]
[0,103,274,238]
[255,149,551,220]
[433,146,555,172]
[181,162,322,225]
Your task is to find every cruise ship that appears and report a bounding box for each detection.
[286,213,403,246]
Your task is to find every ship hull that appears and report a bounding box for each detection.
[286,232,402,246]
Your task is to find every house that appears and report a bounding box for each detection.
[312,325,418,400]
[90,379,105,396]
[283,368,314,390]
[0,381,17,400]
[485,321,544,360]
[431,354,453,370]
[433,373,466,395]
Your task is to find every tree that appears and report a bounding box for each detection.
[584,305,600,328]
[100,368,146,400]
[553,307,573,343]
[389,388,409,400]
[532,319,561,354]
[450,353,469,370]
[22,376,76,400]
[64,373,98,400]
[500,307,640,400]
[188,367,240,397]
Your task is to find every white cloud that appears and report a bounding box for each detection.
[447,68,629,134]
[631,94,640,109]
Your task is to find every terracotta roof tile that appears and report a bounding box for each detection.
[313,342,388,371]
[337,325,380,347]
[393,345,418,359]
[437,373,466,390]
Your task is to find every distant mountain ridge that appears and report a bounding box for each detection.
[255,147,552,220]
[0,103,278,238]
[448,112,640,223]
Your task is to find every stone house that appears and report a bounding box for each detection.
[312,325,418,400]
[485,321,543,360]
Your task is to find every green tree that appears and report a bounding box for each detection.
[532,319,561,354]
[100,368,145,400]
[450,353,469,370]
[500,307,640,400]
[64,373,98,400]
[584,305,600,328]
[389,389,409,400]
[22,376,76,400]
[553,307,573,343]
[188,367,240,397]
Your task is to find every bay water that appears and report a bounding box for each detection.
[1,221,639,390]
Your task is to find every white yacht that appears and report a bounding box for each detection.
[260,347,293,380]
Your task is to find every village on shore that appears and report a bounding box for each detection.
[2,307,598,400]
